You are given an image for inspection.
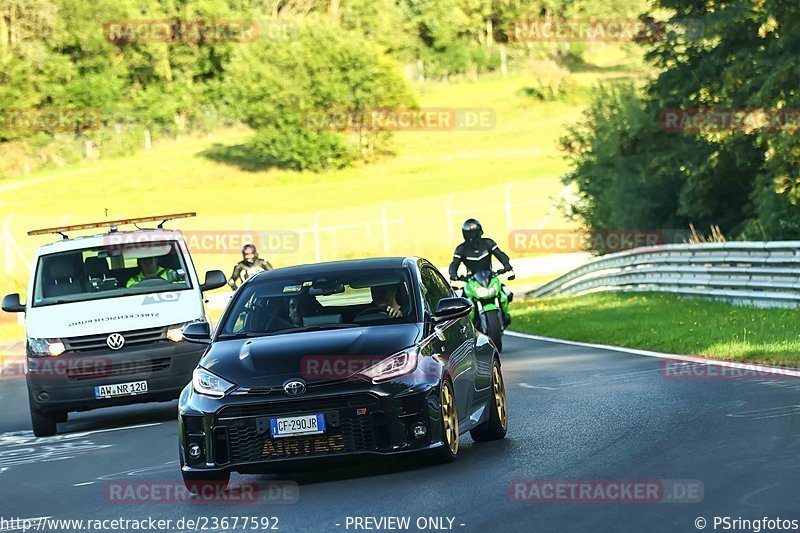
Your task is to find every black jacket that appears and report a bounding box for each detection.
[448,238,512,279]
[228,258,273,288]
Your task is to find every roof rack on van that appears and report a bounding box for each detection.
[28,212,197,239]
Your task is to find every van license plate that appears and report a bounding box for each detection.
[94,381,148,398]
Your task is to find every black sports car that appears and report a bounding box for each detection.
[178,257,507,490]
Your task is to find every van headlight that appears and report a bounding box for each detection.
[27,338,65,357]
[192,367,234,398]
[167,320,204,343]
[167,326,185,343]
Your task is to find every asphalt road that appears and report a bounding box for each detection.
[1,334,799,533]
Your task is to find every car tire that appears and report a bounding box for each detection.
[53,411,68,423]
[483,310,503,352]
[430,379,459,463]
[29,404,57,437]
[181,470,231,495]
[470,360,508,442]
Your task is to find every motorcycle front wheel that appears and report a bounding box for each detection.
[481,309,504,352]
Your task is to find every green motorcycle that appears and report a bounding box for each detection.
[457,269,514,352]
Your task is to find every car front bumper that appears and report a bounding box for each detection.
[179,379,445,474]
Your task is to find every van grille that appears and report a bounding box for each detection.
[62,327,166,352]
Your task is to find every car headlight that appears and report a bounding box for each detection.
[475,286,497,298]
[192,367,234,398]
[27,338,65,357]
[359,347,418,383]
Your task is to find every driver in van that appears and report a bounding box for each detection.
[125,256,177,288]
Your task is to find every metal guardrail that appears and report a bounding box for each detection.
[529,242,800,308]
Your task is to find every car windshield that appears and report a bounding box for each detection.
[31,240,192,307]
[219,268,417,338]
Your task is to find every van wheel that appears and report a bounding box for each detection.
[30,405,57,437]
[53,411,68,423]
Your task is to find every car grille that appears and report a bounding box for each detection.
[217,394,379,420]
[68,357,171,381]
[214,394,381,464]
[63,327,166,352]
[223,416,376,464]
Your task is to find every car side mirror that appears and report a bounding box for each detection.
[2,293,25,313]
[433,297,472,323]
[183,321,212,344]
[200,270,227,292]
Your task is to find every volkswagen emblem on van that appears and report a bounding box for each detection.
[283,379,306,397]
[106,333,125,350]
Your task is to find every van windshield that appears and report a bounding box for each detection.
[31,240,193,307]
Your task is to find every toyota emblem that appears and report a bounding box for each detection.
[106,333,125,350]
[283,379,306,397]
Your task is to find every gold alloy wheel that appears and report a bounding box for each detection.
[441,382,459,455]
[493,364,508,430]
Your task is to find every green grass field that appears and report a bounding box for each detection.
[0,58,647,342]
[511,292,800,366]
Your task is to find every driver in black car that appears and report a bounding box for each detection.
[358,285,403,319]
[448,218,515,324]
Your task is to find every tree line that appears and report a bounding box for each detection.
[1,0,646,174]
[562,0,800,242]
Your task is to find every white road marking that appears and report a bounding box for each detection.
[506,331,800,378]
[73,481,95,487]
[518,383,558,390]
[96,461,178,481]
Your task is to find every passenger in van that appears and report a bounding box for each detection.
[125,256,178,288]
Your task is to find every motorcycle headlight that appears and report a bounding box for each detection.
[27,338,65,357]
[192,367,234,398]
[359,347,418,383]
[475,286,497,298]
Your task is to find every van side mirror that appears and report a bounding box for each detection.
[433,297,472,323]
[2,294,25,313]
[183,321,212,344]
[200,270,227,292]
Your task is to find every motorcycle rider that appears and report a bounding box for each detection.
[228,244,273,290]
[449,218,515,324]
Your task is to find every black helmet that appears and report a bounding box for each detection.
[242,244,258,263]
[462,218,483,243]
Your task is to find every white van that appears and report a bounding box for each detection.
[1,213,227,436]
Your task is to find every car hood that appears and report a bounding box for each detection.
[202,323,424,388]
